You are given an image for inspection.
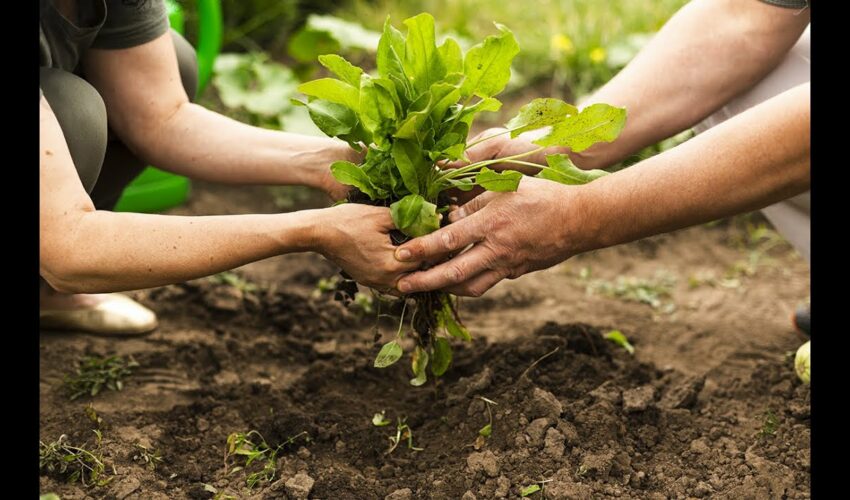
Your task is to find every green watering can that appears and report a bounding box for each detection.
[113,0,222,213]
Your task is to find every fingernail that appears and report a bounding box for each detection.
[397,280,411,293]
[396,248,411,261]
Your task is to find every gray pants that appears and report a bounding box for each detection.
[39,29,198,210]
[693,26,810,263]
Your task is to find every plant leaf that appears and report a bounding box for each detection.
[359,76,399,144]
[410,346,429,386]
[431,338,452,376]
[460,24,519,98]
[374,341,404,368]
[297,78,359,111]
[331,161,381,199]
[505,98,578,138]
[390,194,441,237]
[604,330,635,355]
[377,17,410,92]
[438,37,464,74]
[537,154,609,185]
[391,139,429,195]
[479,423,492,437]
[318,54,364,87]
[533,103,626,152]
[403,13,446,96]
[291,99,356,137]
[521,484,542,497]
[475,167,523,192]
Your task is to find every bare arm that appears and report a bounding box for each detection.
[40,96,411,294]
[394,82,810,296]
[465,0,810,170]
[81,32,357,198]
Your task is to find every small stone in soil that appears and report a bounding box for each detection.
[467,450,500,478]
[526,417,553,448]
[284,473,315,500]
[622,385,656,413]
[526,387,563,420]
[385,487,413,500]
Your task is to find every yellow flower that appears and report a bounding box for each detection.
[550,34,574,56]
[589,47,606,64]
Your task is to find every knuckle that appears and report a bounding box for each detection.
[446,264,465,283]
[440,230,457,251]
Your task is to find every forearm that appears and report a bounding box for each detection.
[572,0,809,169]
[128,103,359,187]
[574,82,809,253]
[40,209,322,293]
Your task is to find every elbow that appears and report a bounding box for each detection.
[40,257,93,294]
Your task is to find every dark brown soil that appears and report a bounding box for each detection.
[39,182,810,499]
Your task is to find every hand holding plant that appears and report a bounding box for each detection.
[296,12,626,383]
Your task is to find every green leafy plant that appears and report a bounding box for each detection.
[64,355,139,400]
[586,270,676,310]
[39,432,114,487]
[297,12,625,384]
[224,430,307,488]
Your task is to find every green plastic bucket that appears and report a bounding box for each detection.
[114,0,222,213]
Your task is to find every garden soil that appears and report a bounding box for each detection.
[40,181,810,499]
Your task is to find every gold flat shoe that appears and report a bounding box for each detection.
[40,293,158,336]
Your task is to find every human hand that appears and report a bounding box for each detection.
[393,176,594,297]
[314,144,366,202]
[315,203,419,290]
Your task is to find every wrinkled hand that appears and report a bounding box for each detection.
[394,176,592,297]
[316,203,419,290]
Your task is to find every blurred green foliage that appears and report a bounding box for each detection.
[188,0,692,163]
[332,0,690,99]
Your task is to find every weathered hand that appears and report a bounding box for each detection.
[394,176,593,297]
[316,203,419,290]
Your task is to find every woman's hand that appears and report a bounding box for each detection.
[314,203,420,290]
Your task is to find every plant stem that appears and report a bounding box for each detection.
[395,300,408,340]
[464,128,514,150]
[436,146,546,182]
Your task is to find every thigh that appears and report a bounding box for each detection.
[39,67,108,193]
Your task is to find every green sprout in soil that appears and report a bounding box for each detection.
[386,416,423,455]
[586,270,676,310]
[473,396,497,450]
[209,271,259,293]
[372,410,392,427]
[39,431,114,487]
[204,484,238,500]
[521,479,553,497]
[296,12,626,385]
[759,409,779,438]
[224,430,307,489]
[64,355,139,400]
[604,330,635,355]
[132,443,163,471]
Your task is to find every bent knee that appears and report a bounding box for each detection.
[40,67,107,193]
